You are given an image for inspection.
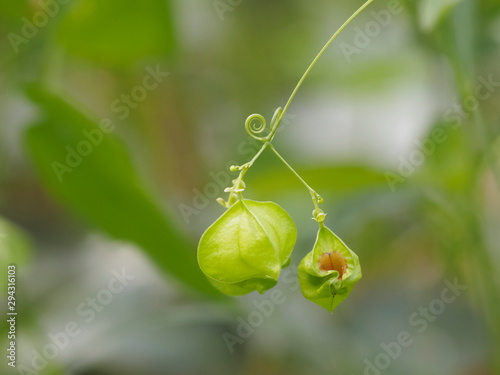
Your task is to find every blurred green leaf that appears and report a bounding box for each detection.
[413,124,475,193]
[23,86,218,297]
[56,0,176,68]
[418,0,463,31]
[249,165,389,197]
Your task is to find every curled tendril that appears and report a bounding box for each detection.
[245,108,283,142]
[245,114,268,141]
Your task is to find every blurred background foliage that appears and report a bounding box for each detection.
[1,0,500,374]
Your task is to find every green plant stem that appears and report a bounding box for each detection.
[268,144,322,211]
[238,142,270,181]
[230,0,374,210]
[270,0,375,139]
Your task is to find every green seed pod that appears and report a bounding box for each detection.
[198,199,297,295]
[298,225,361,311]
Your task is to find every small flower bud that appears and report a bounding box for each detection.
[216,198,227,207]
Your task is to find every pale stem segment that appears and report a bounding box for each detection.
[220,0,376,217]
[236,142,270,182]
[268,144,326,222]
[269,0,375,140]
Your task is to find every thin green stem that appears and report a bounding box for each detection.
[239,142,270,180]
[269,144,322,211]
[225,1,374,210]
[271,0,375,138]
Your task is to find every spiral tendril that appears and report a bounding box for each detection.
[245,107,283,141]
[245,113,268,141]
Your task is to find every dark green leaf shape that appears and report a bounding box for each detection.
[56,0,176,67]
[250,165,388,197]
[418,0,462,31]
[298,225,361,312]
[198,199,297,295]
[23,86,218,297]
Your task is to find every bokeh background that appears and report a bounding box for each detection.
[1,0,500,374]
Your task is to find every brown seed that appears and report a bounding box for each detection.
[319,252,347,279]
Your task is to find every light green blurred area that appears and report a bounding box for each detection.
[1,0,500,374]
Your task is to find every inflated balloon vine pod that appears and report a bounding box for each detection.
[198,0,374,312]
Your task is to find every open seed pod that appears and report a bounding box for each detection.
[298,225,361,311]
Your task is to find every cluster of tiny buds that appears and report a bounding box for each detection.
[217,178,246,208]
